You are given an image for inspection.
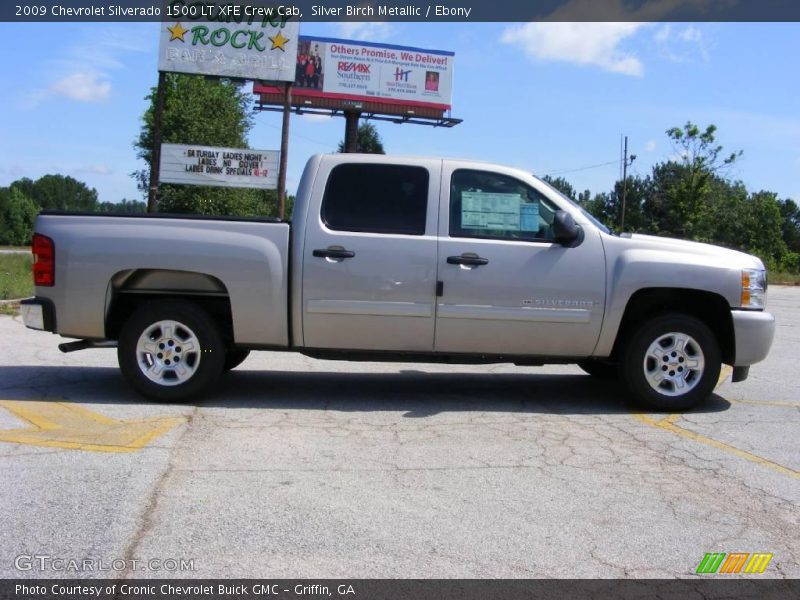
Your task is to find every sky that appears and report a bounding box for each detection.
[0,21,798,204]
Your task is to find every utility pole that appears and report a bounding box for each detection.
[277,81,293,220]
[620,135,637,231]
[147,71,167,213]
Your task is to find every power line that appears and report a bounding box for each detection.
[543,159,620,177]
[255,118,334,149]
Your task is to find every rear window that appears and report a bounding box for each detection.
[321,163,429,235]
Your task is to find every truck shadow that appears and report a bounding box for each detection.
[0,365,732,416]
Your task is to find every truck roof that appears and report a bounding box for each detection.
[312,152,538,180]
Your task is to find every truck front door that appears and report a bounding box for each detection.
[434,165,606,357]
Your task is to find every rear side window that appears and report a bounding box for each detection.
[322,164,429,235]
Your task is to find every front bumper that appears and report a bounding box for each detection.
[20,297,56,332]
[732,310,775,366]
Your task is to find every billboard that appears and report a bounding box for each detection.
[158,15,299,81]
[254,36,454,111]
[159,144,279,189]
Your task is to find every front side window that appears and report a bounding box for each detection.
[450,169,557,242]
[322,164,429,235]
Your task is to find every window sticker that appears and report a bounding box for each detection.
[519,203,540,232]
[460,191,539,232]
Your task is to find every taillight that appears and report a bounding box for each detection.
[32,234,55,287]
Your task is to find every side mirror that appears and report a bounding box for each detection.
[552,210,581,246]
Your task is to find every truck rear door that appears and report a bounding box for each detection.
[301,157,441,352]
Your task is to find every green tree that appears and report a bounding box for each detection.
[744,191,787,269]
[11,174,98,212]
[337,122,385,154]
[581,191,612,227]
[652,122,742,239]
[0,187,39,246]
[702,176,750,251]
[542,175,577,200]
[96,199,147,214]
[778,198,800,254]
[133,74,278,216]
[603,175,652,233]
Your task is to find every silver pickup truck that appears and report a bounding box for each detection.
[22,153,774,410]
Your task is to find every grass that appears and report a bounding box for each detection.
[0,246,29,251]
[0,253,33,301]
[770,271,800,285]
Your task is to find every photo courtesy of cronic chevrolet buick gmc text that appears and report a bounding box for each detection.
[21,154,775,410]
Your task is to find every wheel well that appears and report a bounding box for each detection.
[612,288,735,365]
[105,269,233,343]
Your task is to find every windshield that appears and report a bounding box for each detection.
[532,175,612,235]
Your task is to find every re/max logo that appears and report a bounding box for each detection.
[338,62,370,73]
[696,552,773,574]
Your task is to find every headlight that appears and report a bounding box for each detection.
[741,268,767,309]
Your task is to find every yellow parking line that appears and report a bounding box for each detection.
[657,413,681,426]
[634,413,800,479]
[0,400,184,453]
[716,365,733,388]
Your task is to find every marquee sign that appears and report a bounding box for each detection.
[159,144,279,189]
[158,14,299,81]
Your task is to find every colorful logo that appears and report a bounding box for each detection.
[696,552,773,574]
[338,62,371,74]
[394,67,412,82]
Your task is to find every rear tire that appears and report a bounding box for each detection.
[622,313,720,412]
[118,300,225,402]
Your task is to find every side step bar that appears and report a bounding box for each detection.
[58,340,118,353]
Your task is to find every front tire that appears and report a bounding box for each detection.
[622,313,721,412]
[118,300,225,402]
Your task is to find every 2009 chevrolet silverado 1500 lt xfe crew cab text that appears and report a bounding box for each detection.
[21,154,775,410]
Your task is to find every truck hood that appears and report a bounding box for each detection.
[623,233,765,270]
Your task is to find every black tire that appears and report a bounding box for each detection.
[224,349,250,372]
[577,359,618,380]
[118,300,225,402]
[622,313,721,412]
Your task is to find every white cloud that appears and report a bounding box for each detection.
[501,0,721,75]
[653,24,710,63]
[645,140,657,152]
[51,73,112,103]
[336,22,394,42]
[501,22,647,77]
[680,25,702,43]
[654,24,671,43]
[22,24,150,109]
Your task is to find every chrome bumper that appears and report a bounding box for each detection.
[732,310,775,366]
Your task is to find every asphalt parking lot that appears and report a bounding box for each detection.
[0,287,797,579]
